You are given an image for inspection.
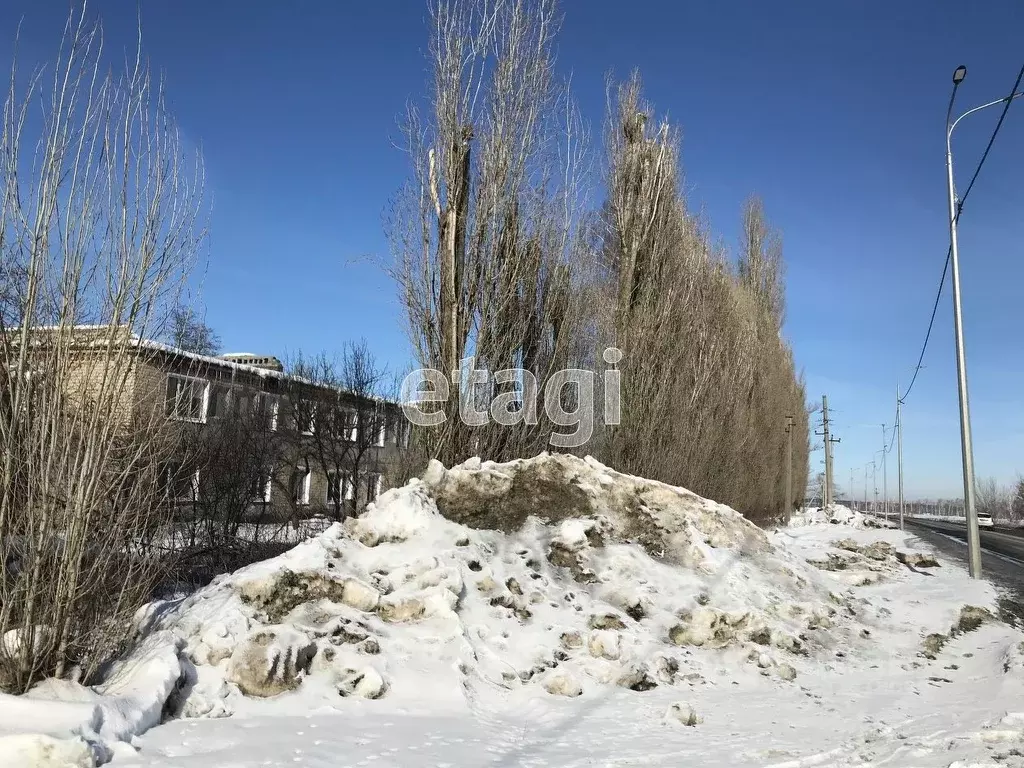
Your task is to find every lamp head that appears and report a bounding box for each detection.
[953,65,967,85]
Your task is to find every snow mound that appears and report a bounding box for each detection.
[790,504,891,529]
[0,630,188,766]
[0,733,95,768]
[147,453,870,719]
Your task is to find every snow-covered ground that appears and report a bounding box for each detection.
[4,457,1024,768]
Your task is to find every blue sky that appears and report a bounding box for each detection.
[1,1,1021,499]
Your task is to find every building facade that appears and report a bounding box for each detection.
[133,339,411,522]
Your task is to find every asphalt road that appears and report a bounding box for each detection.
[906,518,1024,559]
[903,518,1024,627]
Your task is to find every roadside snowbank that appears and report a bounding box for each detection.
[790,503,892,529]
[132,497,1024,768]
[3,453,1021,768]
[134,455,875,726]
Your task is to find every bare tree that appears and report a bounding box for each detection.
[286,340,391,518]
[738,196,786,328]
[388,0,589,466]
[592,74,808,525]
[0,8,205,691]
[387,5,809,524]
[1012,476,1024,522]
[976,477,1012,521]
[169,306,221,355]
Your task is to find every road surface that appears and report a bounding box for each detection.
[906,517,1024,560]
[903,518,1024,626]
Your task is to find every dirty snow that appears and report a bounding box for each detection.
[789,503,893,529]
[4,457,1024,768]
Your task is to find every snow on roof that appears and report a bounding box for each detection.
[135,338,396,406]
[11,325,397,406]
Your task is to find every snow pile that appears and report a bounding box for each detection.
[0,454,971,767]
[141,453,874,722]
[790,503,890,529]
[0,631,187,766]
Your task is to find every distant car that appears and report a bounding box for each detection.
[977,513,994,528]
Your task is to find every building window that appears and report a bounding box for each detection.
[256,393,279,431]
[232,389,252,417]
[396,419,411,448]
[368,472,383,501]
[164,463,199,504]
[327,470,354,505]
[292,466,311,506]
[376,417,386,447]
[343,409,357,442]
[207,383,231,419]
[251,469,272,504]
[293,400,315,435]
[166,374,209,422]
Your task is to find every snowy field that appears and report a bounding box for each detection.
[4,455,1024,768]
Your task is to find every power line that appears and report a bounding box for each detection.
[899,62,1024,404]
[900,247,949,403]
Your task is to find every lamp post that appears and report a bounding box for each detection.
[946,66,1024,578]
[897,383,905,531]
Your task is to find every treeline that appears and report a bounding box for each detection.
[390,0,809,524]
[976,477,1024,522]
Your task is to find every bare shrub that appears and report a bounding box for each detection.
[0,9,205,691]
[159,405,286,590]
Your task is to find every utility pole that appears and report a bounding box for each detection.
[897,386,905,530]
[863,462,870,510]
[820,396,833,508]
[881,424,889,522]
[944,65,1004,579]
[850,468,855,511]
[872,460,878,514]
[784,415,794,521]
[829,434,841,503]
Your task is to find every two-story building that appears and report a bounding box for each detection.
[4,324,411,526]
[136,339,410,522]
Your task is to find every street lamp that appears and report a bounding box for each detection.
[945,66,1024,578]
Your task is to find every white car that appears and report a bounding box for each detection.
[977,513,994,528]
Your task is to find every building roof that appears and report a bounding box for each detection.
[136,338,395,406]
[12,324,396,406]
